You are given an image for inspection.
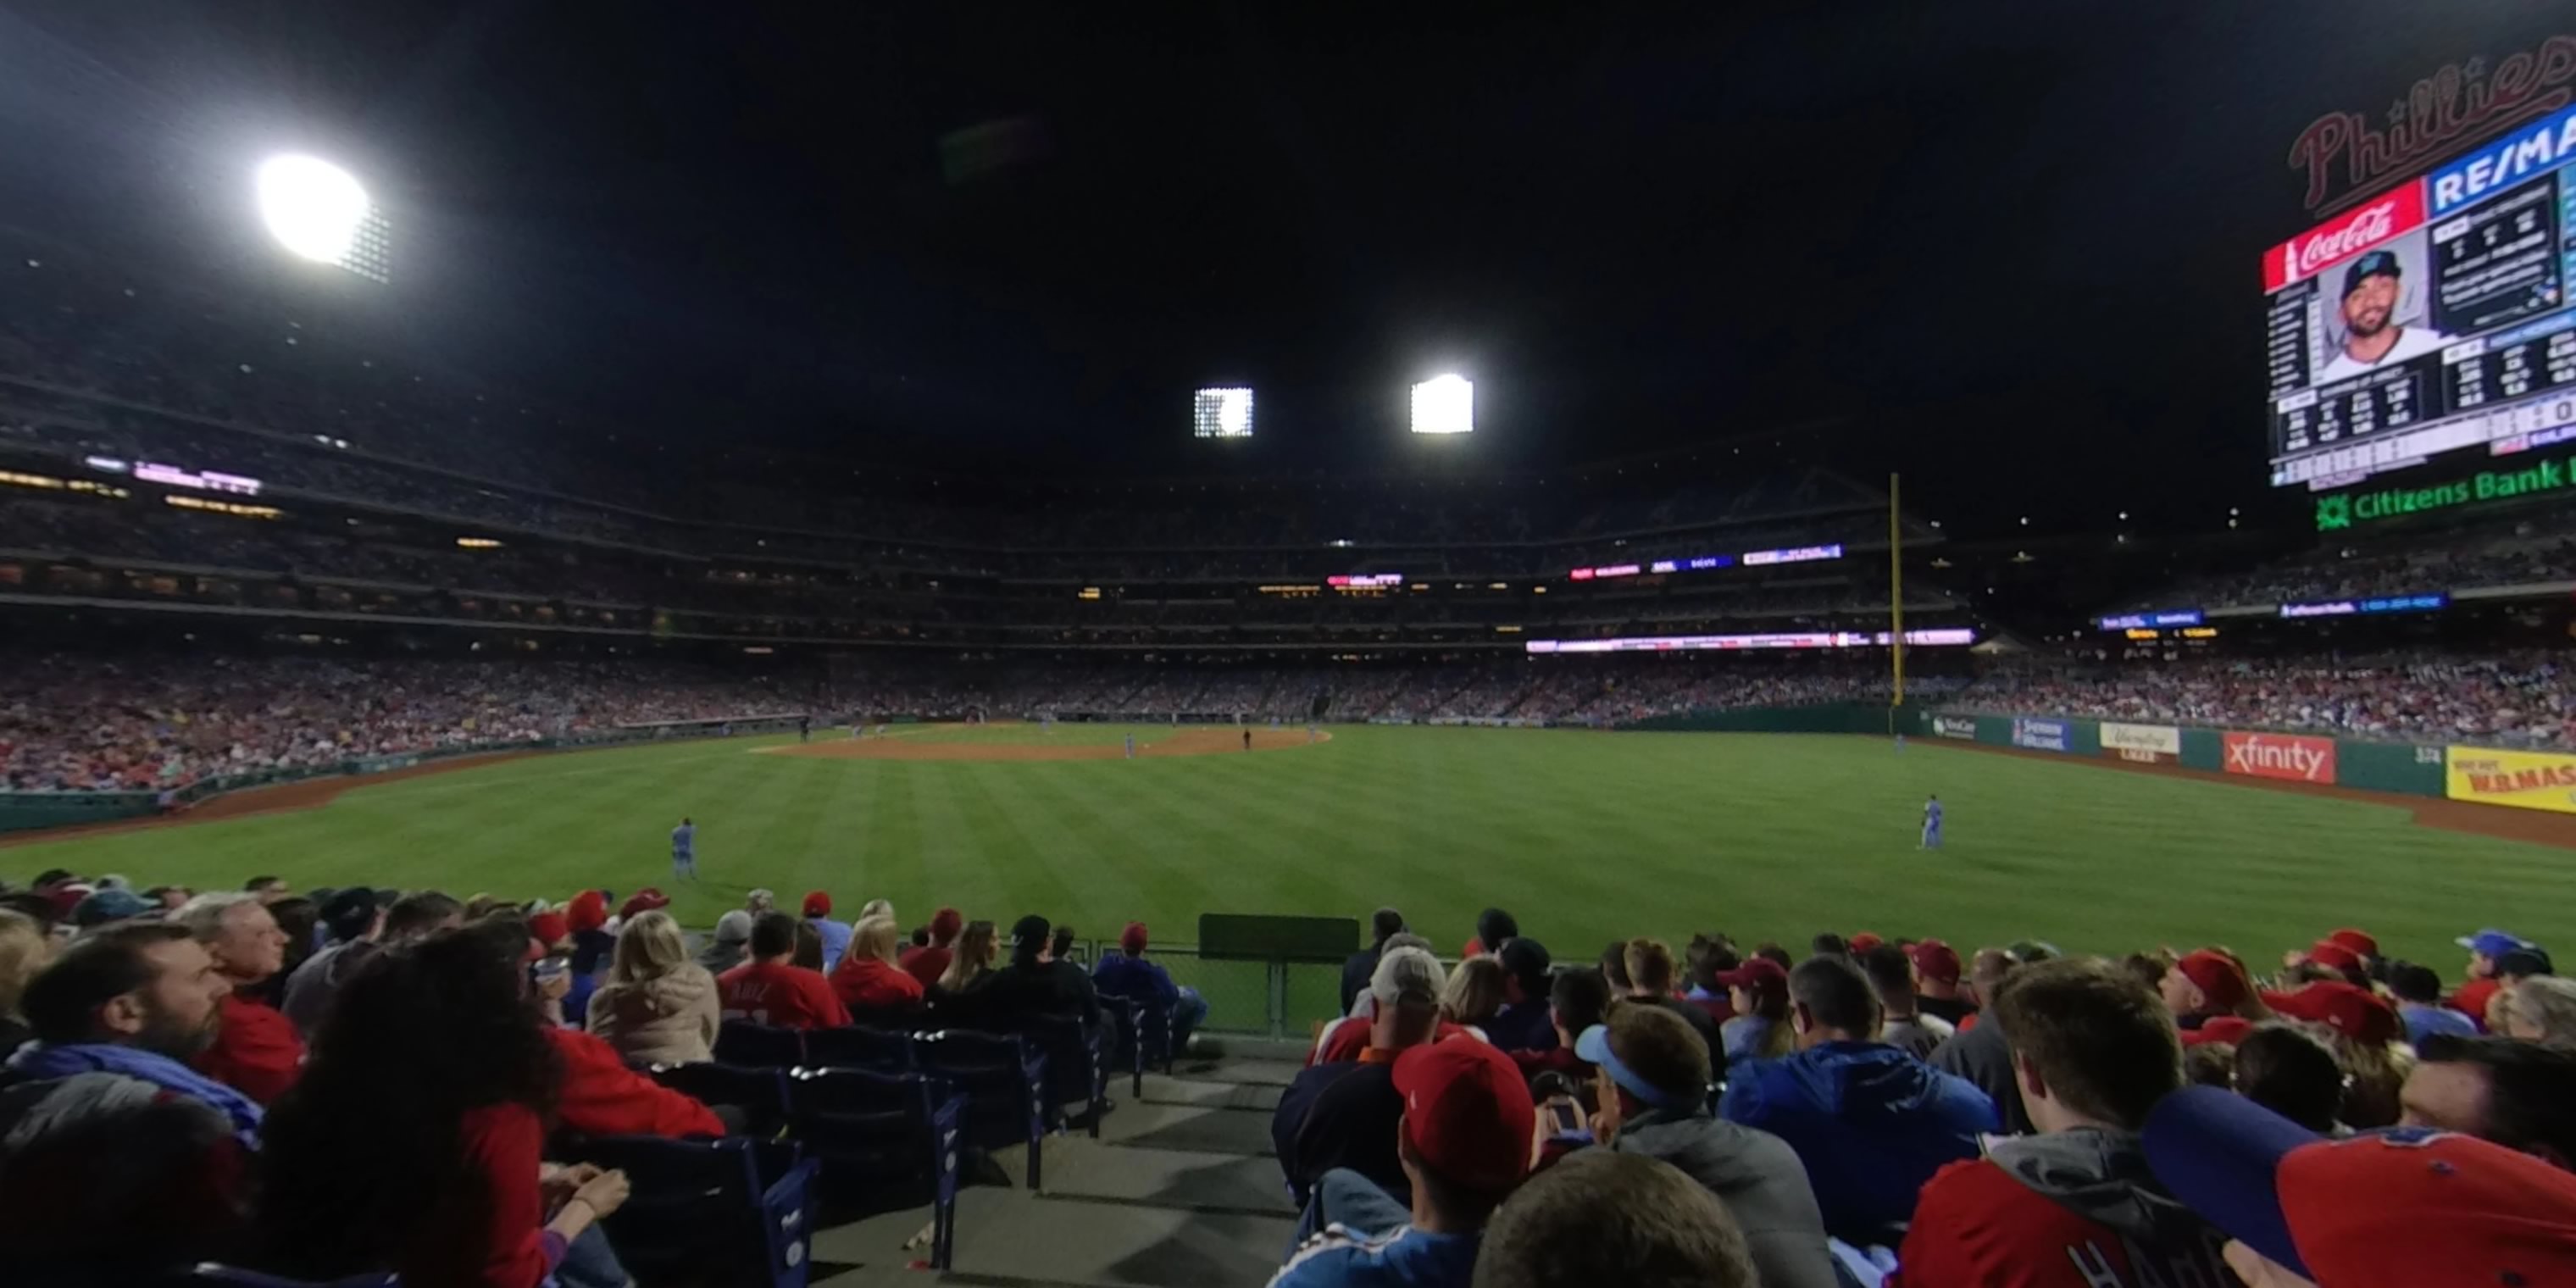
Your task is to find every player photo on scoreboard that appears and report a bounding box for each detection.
[2313,235,2452,384]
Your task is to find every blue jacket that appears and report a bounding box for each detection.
[1093,952,1180,1004]
[1718,1040,1996,1241]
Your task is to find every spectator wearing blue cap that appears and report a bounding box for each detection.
[1575,1005,1835,1288]
[71,886,154,930]
[2454,928,2534,1029]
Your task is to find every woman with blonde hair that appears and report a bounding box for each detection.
[1440,955,1507,1035]
[586,909,721,1065]
[830,915,926,1012]
[935,919,999,997]
[0,908,53,1059]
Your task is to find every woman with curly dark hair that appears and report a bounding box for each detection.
[253,922,631,1287]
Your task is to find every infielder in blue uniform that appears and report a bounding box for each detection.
[672,816,698,880]
[1920,795,1943,850]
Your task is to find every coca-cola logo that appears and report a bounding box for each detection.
[2290,203,2396,278]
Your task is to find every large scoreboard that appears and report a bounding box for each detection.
[2268,107,2576,488]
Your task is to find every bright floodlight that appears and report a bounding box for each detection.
[1411,375,1474,435]
[257,155,371,264]
[1194,387,1255,438]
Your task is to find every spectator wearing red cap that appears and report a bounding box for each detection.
[526,912,572,954]
[2161,949,2270,1043]
[901,907,964,990]
[829,915,926,1013]
[1893,959,2233,1288]
[2143,1085,2576,1288]
[1093,922,1209,1057]
[1574,1004,1836,1288]
[1847,932,1885,956]
[1717,958,1793,1063]
[1719,956,1997,1243]
[613,888,669,930]
[1271,1039,1534,1288]
[2323,928,2377,963]
[175,891,303,1105]
[1908,939,1974,1026]
[802,891,852,974]
[717,913,849,1030]
[2286,940,2369,989]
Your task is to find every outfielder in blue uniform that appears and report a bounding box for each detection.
[672,817,698,880]
[1920,796,1943,850]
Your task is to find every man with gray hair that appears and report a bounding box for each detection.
[173,891,301,1104]
[2502,975,2576,1051]
[1275,946,1446,1212]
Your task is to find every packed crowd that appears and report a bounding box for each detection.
[3,863,2572,1288]
[0,656,812,791]
[1948,652,2576,749]
[2123,512,2576,612]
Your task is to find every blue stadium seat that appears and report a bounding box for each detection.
[785,1068,965,1269]
[1016,1013,1112,1137]
[915,1030,1048,1190]
[651,1062,792,1140]
[1106,996,1175,1096]
[715,1019,806,1069]
[841,1002,930,1033]
[574,1135,818,1288]
[802,1024,916,1072]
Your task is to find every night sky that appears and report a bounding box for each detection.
[0,3,2565,537]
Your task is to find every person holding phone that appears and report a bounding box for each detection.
[1574,1006,1839,1288]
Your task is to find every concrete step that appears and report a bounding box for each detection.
[1041,1139,1299,1219]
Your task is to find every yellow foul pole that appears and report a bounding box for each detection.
[1890,473,1905,715]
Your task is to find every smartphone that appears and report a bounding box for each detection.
[531,957,569,985]
[1544,1099,1584,1135]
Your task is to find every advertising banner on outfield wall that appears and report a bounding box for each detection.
[2100,722,2182,763]
[2445,747,2576,814]
[1931,715,1979,740]
[2221,731,2337,783]
[2012,718,2071,752]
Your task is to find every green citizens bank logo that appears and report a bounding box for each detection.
[2314,456,2573,532]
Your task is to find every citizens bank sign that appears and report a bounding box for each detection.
[2315,455,2574,530]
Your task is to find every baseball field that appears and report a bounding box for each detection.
[11,723,2575,986]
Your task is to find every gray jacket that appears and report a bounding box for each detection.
[1928,1018,2032,1135]
[1609,1105,1840,1288]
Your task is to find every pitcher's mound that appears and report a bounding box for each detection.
[762,726,1329,762]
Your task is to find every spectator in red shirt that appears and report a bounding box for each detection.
[719,912,849,1030]
[177,891,304,1104]
[901,906,964,989]
[1894,958,2233,1287]
[253,929,634,1288]
[831,914,927,1012]
[2159,948,2269,1044]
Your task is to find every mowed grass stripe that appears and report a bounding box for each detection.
[15,727,2576,973]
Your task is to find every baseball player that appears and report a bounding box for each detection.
[1124,733,1137,759]
[672,816,698,881]
[1920,796,1943,851]
[2317,249,2451,381]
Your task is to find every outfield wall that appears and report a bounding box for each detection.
[1914,709,2452,799]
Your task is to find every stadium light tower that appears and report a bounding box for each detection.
[1410,375,1474,435]
[1194,386,1255,438]
[256,154,391,282]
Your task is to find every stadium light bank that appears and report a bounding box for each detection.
[256,154,391,283]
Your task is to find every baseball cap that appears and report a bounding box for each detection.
[2179,1015,2255,1048]
[2144,1085,2576,1286]
[321,886,380,942]
[2268,980,2399,1046]
[1371,945,1446,1007]
[1119,922,1149,954]
[2173,950,2251,1011]
[802,891,833,919]
[1574,1023,1695,1112]
[712,908,756,943]
[619,888,670,921]
[526,911,571,948]
[1907,938,1962,985]
[2303,940,2362,974]
[71,886,153,929]
[2324,928,2378,958]
[1714,958,1790,998]
[2344,248,2402,294]
[2458,928,2530,959]
[1009,914,1052,950]
[2496,947,2555,979]
[1392,1039,1536,1193]
[930,907,963,941]
[564,890,608,935]
[1846,932,1884,955]
[1496,937,1551,991]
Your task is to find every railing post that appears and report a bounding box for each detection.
[1267,959,1289,1039]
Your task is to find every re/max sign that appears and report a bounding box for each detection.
[2314,456,2573,530]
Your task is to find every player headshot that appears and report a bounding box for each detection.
[2317,249,2451,381]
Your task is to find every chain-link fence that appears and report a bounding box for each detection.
[1062,940,1352,1036]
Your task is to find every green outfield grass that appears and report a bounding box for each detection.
[13,725,2573,981]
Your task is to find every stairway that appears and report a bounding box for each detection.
[810,1042,1311,1288]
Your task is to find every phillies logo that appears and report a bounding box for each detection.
[2223,732,2337,783]
[2290,37,2576,215]
[2265,185,2426,292]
